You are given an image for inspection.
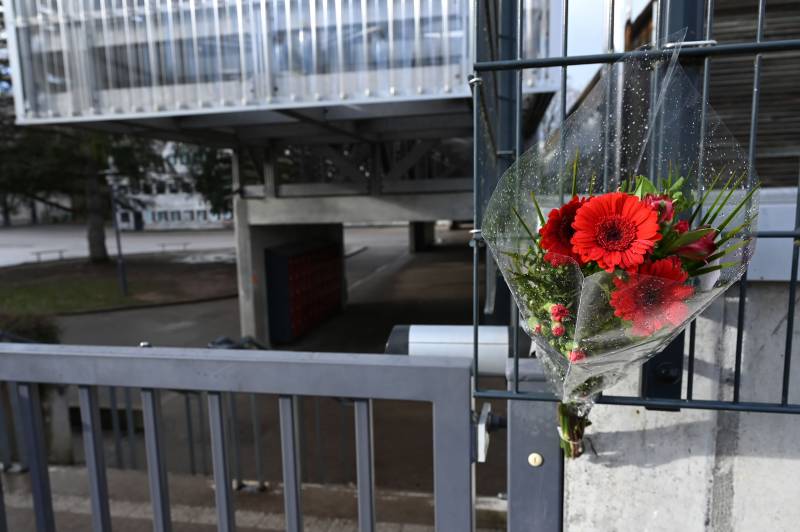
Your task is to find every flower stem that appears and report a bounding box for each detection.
[557,402,591,459]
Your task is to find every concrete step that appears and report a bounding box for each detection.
[2,466,506,531]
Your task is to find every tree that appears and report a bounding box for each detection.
[0,107,163,262]
[172,144,233,215]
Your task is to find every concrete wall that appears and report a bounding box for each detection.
[234,197,345,345]
[564,282,800,531]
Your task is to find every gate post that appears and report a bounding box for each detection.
[506,359,562,531]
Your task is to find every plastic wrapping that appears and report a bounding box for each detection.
[482,35,759,422]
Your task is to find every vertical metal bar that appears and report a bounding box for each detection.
[235,0,248,103]
[782,165,800,405]
[279,396,303,532]
[226,393,243,489]
[0,459,7,532]
[735,0,766,403]
[510,0,524,394]
[432,389,473,531]
[250,394,265,488]
[470,72,482,391]
[558,0,568,203]
[123,386,137,468]
[198,391,210,476]
[0,387,12,468]
[353,399,375,532]
[602,0,614,191]
[7,383,27,469]
[141,389,172,532]
[687,320,696,400]
[208,392,236,532]
[313,397,325,483]
[184,393,197,475]
[108,386,124,469]
[16,384,55,532]
[78,386,112,532]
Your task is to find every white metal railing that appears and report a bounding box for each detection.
[7,0,547,122]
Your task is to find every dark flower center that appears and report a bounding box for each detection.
[636,279,665,307]
[596,216,636,251]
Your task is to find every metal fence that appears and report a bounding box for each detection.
[470,0,800,415]
[0,343,474,532]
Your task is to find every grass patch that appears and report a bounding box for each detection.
[0,256,237,315]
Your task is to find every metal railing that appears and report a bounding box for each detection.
[0,343,474,532]
[470,0,800,414]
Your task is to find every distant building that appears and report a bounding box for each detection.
[114,148,232,231]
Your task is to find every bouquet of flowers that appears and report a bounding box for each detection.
[482,37,759,458]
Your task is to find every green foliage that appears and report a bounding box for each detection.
[173,144,232,215]
[0,312,60,343]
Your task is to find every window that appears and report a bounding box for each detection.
[156,211,168,222]
[170,211,181,221]
[119,212,131,223]
[181,181,193,194]
[183,210,195,221]
[142,182,153,195]
[196,210,208,221]
[168,181,179,194]
[156,181,166,194]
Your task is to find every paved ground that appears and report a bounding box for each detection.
[0,224,237,267]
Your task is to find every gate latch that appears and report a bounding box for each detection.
[475,403,507,463]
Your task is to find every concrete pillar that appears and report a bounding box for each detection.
[235,197,346,345]
[409,221,436,253]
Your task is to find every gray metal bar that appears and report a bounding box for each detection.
[279,396,303,532]
[506,360,562,532]
[313,397,325,484]
[184,393,197,475]
[432,376,474,531]
[782,166,800,405]
[199,392,210,476]
[226,393,244,489]
[108,386,124,469]
[208,392,236,532]
[475,38,800,71]
[8,383,27,469]
[354,399,375,532]
[16,383,55,532]
[0,458,7,532]
[141,389,172,532]
[123,387,137,468]
[0,389,11,468]
[250,393,265,488]
[0,344,473,403]
[78,386,112,532]
[470,72,482,390]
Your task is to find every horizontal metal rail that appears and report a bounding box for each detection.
[0,343,474,532]
[474,390,800,414]
[474,38,800,71]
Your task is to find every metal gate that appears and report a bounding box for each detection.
[469,0,800,530]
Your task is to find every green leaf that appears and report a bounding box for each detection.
[571,149,580,197]
[633,176,658,199]
[701,171,745,226]
[530,191,546,226]
[512,206,541,250]
[688,168,724,224]
[689,260,740,277]
[664,227,716,253]
[703,239,749,264]
[716,183,760,233]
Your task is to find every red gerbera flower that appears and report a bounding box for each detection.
[539,196,586,267]
[610,257,695,336]
[571,192,662,272]
[674,220,690,234]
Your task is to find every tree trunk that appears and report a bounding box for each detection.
[29,199,38,225]
[85,172,109,263]
[1,194,11,227]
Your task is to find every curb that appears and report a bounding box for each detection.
[56,293,238,317]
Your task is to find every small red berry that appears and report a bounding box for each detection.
[550,304,570,321]
[569,349,586,363]
[552,324,566,337]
